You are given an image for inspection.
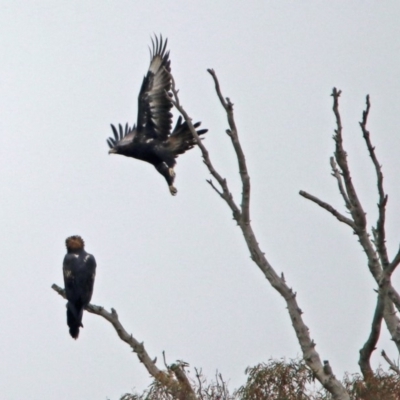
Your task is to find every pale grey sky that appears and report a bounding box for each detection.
[1,1,400,399]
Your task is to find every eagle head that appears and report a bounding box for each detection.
[65,235,85,252]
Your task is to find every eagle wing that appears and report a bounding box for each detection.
[63,254,80,305]
[79,253,96,306]
[107,123,136,150]
[136,35,172,141]
[63,252,96,307]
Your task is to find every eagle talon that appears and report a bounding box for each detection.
[169,186,178,196]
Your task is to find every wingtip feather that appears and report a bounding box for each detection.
[111,124,119,141]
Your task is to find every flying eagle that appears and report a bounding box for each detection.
[63,236,96,339]
[107,35,207,195]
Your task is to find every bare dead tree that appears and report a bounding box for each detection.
[167,71,350,400]
[51,284,197,400]
[52,70,400,399]
[299,89,400,381]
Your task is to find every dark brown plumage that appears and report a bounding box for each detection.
[107,35,207,195]
[63,236,96,339]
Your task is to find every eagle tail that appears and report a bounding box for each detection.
[168,116,207,156]
[67,302,84,340]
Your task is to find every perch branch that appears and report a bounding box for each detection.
[51,284,196,400]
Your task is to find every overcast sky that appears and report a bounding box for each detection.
[1,1,400,399]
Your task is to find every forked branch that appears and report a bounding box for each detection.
[208,69,251,225]
[300,89,400,372]
[170,72,350,399]
[167,70,241,221]
[332,88,367,230]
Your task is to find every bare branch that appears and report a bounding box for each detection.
[303,90,382,280]
[51,284,197,400]
[331,88,367,231]
[206,179,224,199]
[388,284,400,315]
[166,71,242,224]
[356,95,400,347]
[194,368,205,400]
[381,350,400,375]
[389,246,400,275]
[359,290,384,380]
[208,69,251,225]
[169,72,350,399]
[384,299,400,355]
[330,157,352,211]
[303,89,400,354]
[299,190,356,229]
[359,95,390,270]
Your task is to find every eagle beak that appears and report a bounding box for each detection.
[108,148,117,154]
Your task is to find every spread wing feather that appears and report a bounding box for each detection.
[107,123,136,149]
[166,116,208,156]
[137,35,172,140]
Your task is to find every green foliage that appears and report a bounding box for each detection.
[235,359,327,400]
[342,368,400,400]
[119,377,175,400]
[119,359,400,400]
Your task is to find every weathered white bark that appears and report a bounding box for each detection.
[300,89,400,377]
[168,70,350,400]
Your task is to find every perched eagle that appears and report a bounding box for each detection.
[63,236,96,339]
[107,35,207,195]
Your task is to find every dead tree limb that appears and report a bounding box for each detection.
[358,291,385,380]
[298,190,355,229]
[331,88,367,230]
[381,350,400,375]
[359,95,389,270]
[168,70,350,400]
[300,89,400,375]
[51,284,197,400]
